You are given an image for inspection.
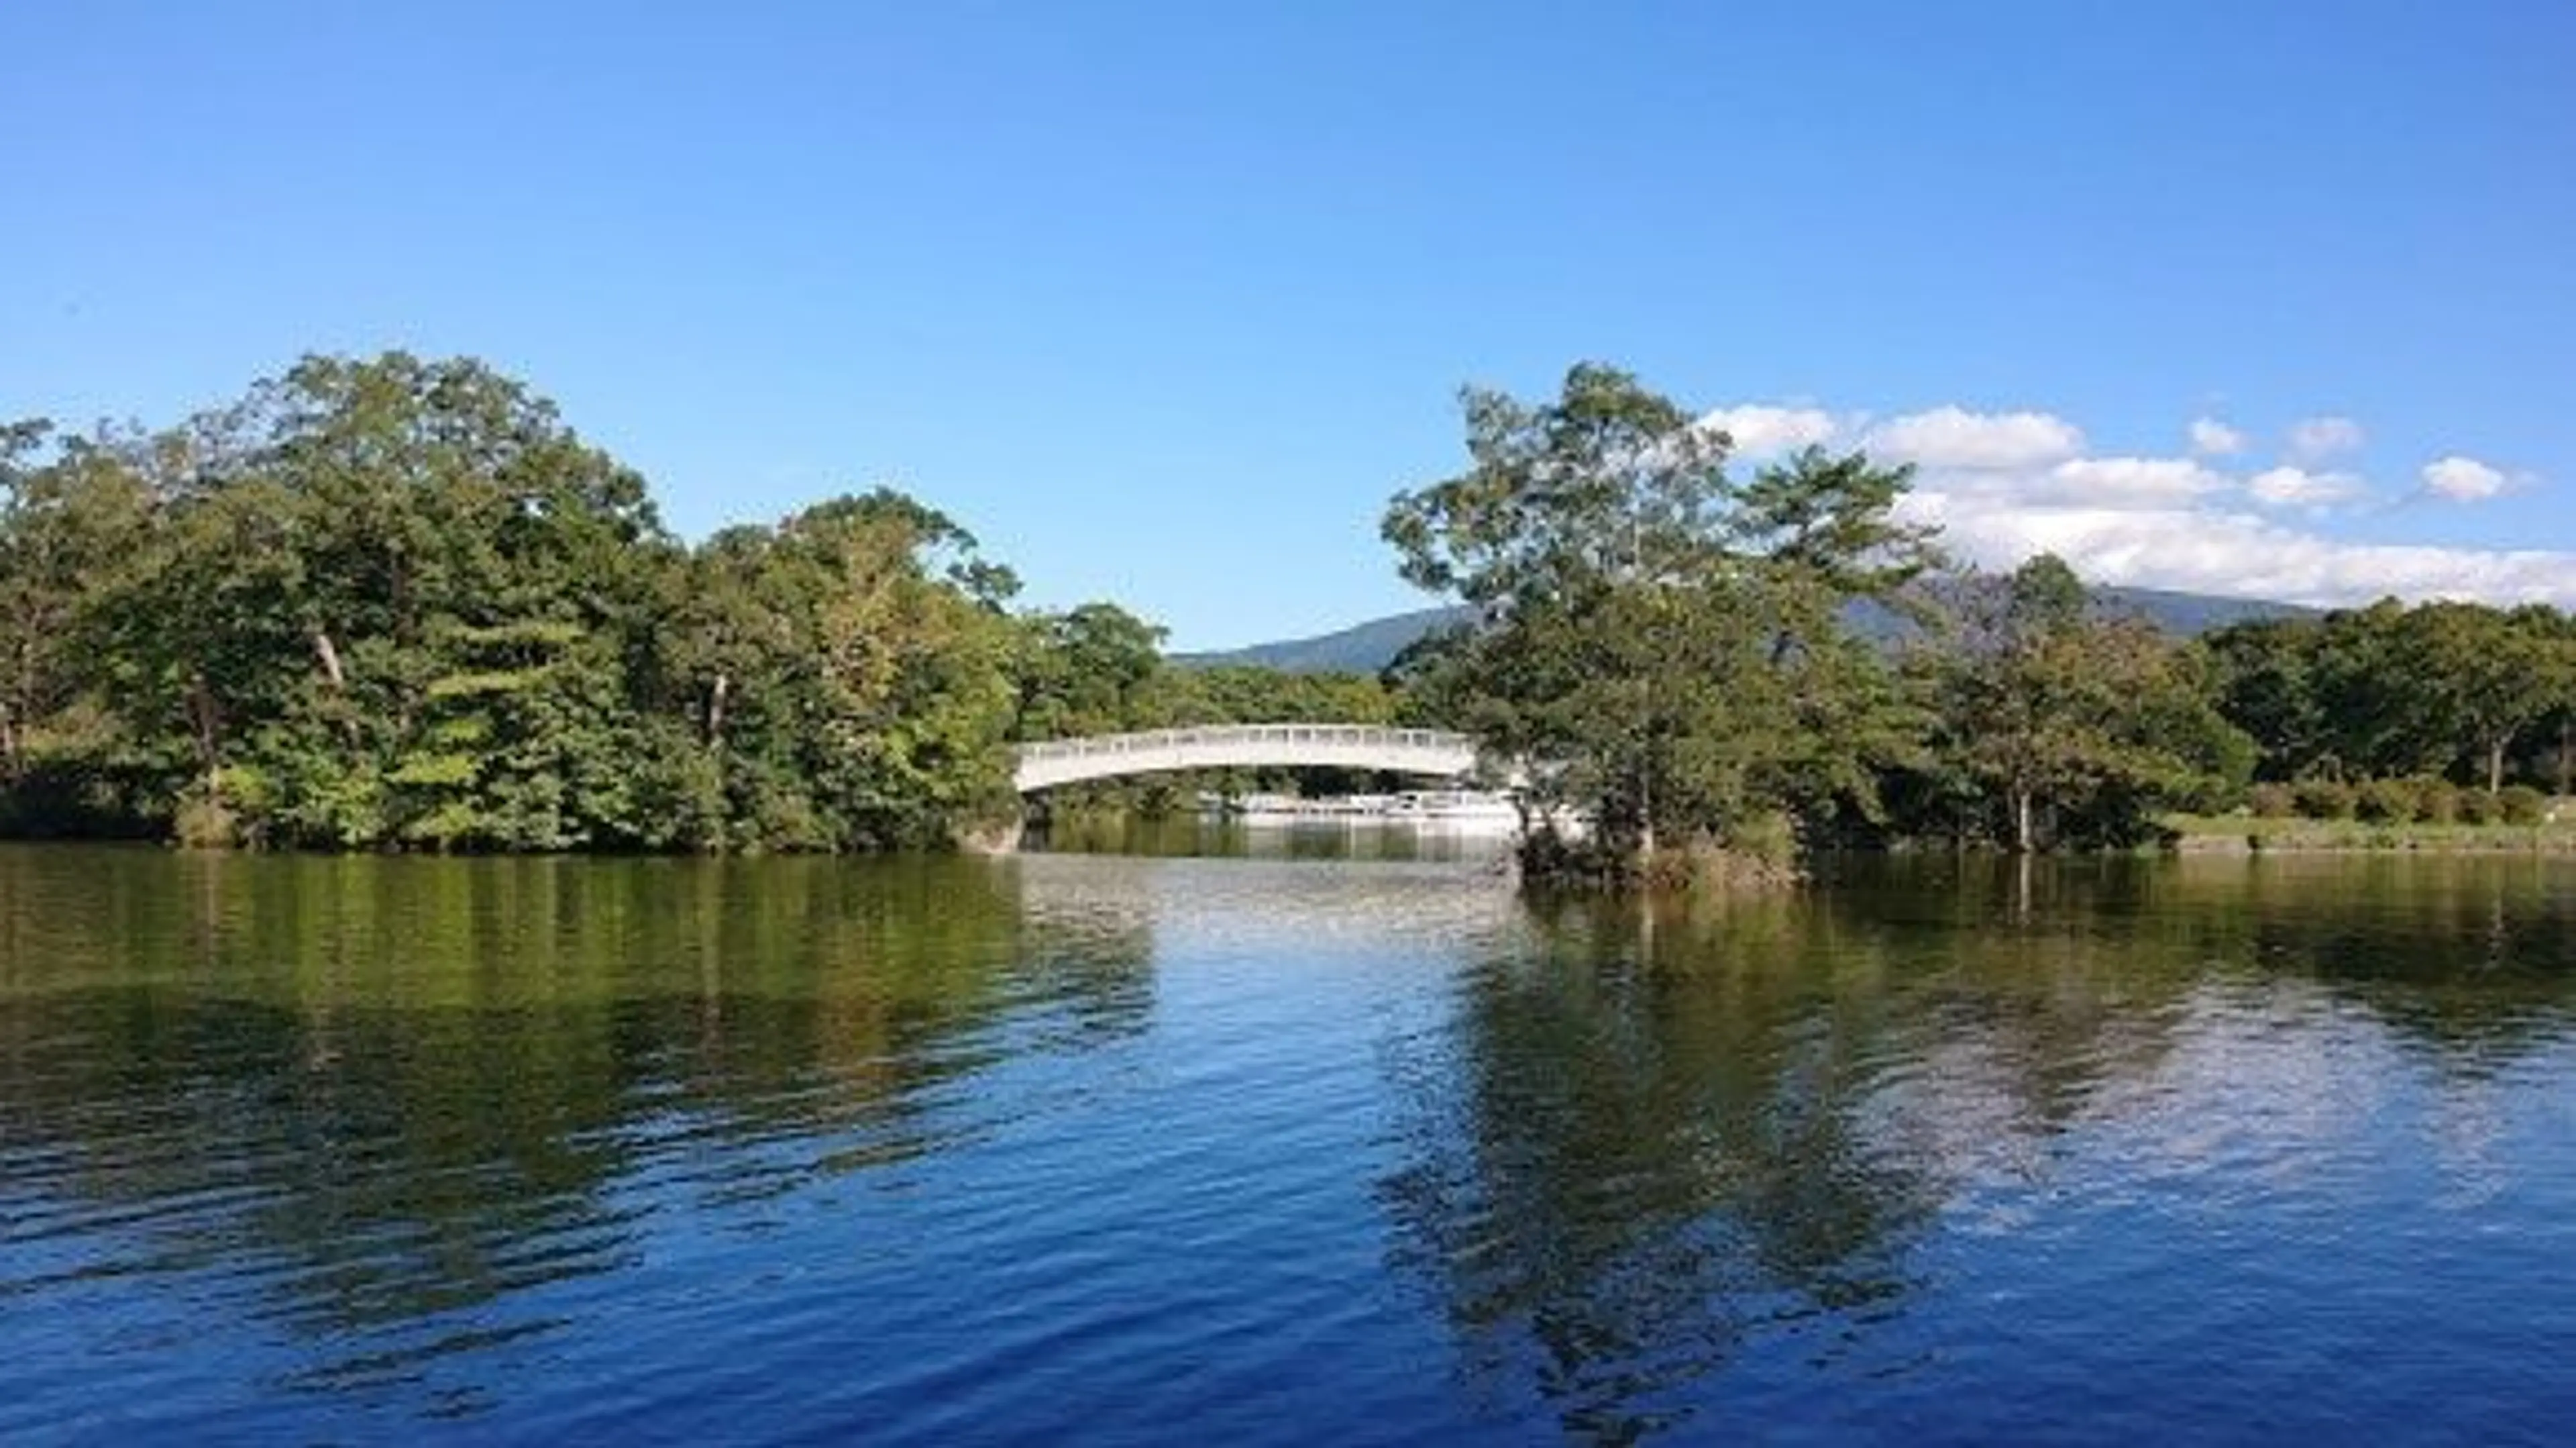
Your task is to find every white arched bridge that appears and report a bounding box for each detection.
[1012,723,1480,793]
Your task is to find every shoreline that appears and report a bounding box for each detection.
[10,815,2576,862]
[2166,817,2576,855]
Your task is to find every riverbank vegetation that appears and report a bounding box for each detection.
[1387,365,2576,884]
[0,354,1373,851]
[7,353,2571,876]
[2168,814,2576,854]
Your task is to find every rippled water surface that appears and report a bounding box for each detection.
[5,845,2576,1444]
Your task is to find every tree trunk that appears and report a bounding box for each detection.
[311,628,364,748]
[311,629,346,690]
[706,671,731,747]
[186,670,222,794]
[2012,787,2035,855]
[0,701,17,782]
[2489,736,2507,796]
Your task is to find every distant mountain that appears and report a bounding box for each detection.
[1847,582,2317,647]
[2092,584,2318,635]
[1177,587,2314,676]
[1175,606,1470,674]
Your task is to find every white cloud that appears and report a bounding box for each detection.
[2188,417,2246,457]
[2048,456,2230,505]
[2247,466,2367,509]
[1902,454,2222,515]
[2287,415,2365,461]
[1902,491,2576,609]
[1699,404,1839,457]
[1743,394,2561,609]
[1866,406,2085,471]
[2420,454,2508,502]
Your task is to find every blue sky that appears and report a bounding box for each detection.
[4,1,2571,648]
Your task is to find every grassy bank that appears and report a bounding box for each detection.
[2165,811,2576,854]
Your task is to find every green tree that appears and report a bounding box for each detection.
[795,495,1021,847]
[2203,617,2330,782]
[1012,602,1169,741]
[1383,364,1937,880]
[2532,608,2576,798]
[2309,600,2441,780]
[655,490,1023,851]
[1939,554,2252,852]
[0,423,133,790]
[2398,601,2559,794]
[0,354,1040,855]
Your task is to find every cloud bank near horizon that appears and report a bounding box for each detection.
[1699,401,2566,609]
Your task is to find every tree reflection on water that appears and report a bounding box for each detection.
[1372,856,2576,1441]
[3,847,2573,1438]
[0,849,1155,1392]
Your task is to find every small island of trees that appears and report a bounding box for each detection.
[3,354,2570,883]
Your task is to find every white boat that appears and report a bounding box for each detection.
[1381,790,1525,832]
[1199,787,1525,831]
[1220,792,1383,825]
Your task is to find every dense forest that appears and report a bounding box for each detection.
[0,354,1387,851]
[3,354,2570,869]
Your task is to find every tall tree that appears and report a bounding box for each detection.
[1939,554,2251,852]
[1383,364,1937,878]
[2533,608,2576,799]
[1012,602,1169,741]
[2399,601,2559,794]
[2203,617,2330,782]
[0,354,1040,854]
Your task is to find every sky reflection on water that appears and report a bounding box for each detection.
[3,848,2574,1443]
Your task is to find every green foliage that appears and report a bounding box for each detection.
[2249,782,2297,819]
[1171,664,1397,728]
[2355,777,2418,824]
[172,790,243,849]
[2003,552,2088,631]
[1383,365,1939,879]
[1012,602,1169,741]
[17,349,2569,872]
[1925,554,2255,851]
[2206,599,2576,792]
[2498,784,2548,826]
[2415,777,2461,825]
[2294,779,2357,821]
[0,354,1063,854]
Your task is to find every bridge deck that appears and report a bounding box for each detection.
[1012,723,1478,792]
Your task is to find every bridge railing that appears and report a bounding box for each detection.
[1013,723,1476,764]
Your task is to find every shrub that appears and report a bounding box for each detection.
[2249,782,2297,819]
[2459,789,2501,826]
[2499,784,2548,826]
[2413,777,2461,825]
[172,792,242,849]
[2355,778,2417,824]
[2164,774,2241,819]
[2294,778,2355,821]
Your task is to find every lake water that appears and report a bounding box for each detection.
[4,843,2575,1444]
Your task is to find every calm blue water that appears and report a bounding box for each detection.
[3,846,2575,1443]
